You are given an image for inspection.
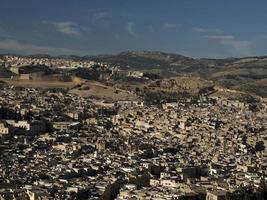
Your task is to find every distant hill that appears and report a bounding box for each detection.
[88,51,232,68]
[87,51,267,97]
[2,51,267,97]
[88,51,193,70]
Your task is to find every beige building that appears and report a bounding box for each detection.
[206,190,228,200]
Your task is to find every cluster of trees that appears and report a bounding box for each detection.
[179,182,267,200]
[18,64,52,74]
[73,65,112,81]
[230,182,267,200]
[0,107,21,120]
[143,90,191,105]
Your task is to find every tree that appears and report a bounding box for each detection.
[255,141,265,152]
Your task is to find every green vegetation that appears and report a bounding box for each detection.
[229,183,267,200]
[143,90,191,105]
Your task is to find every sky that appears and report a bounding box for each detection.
[0,0,267,58]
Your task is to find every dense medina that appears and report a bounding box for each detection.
[0,84,266,200]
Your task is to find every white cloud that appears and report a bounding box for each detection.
[204,35,235,40]
[204,35,251,57]
[92,12,108,22]
[126,22,137,37]
[0,39,74,54]
[163,23,178,29]
[253,34,267,41]
[194,27,252,57]
[52,21,81,36]
[89,11,110,28]
[222,40,251,57]
[194,27,223,34]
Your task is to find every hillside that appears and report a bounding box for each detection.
[1,51,267,97]
[88,51,267,97]
[88,51,233,74]
[69,80,137,101]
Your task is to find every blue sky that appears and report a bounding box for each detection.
[0,0,267,58]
